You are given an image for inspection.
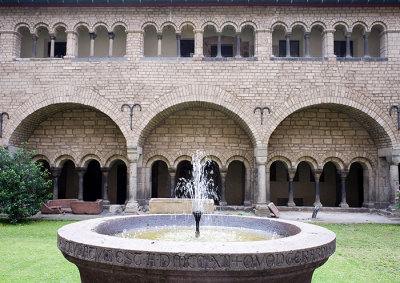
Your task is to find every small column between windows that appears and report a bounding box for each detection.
[101,167,111,205]
[89,32,96,57]
[287,169,296,207]
[176,33,181,57]
[345,32,351,58]
[76,167,87,201]
[216,32,222,58]
[235,32,241,58]
[339,170,349,208]
[313,169,323,207]
[363,31,370,58]
[168,168,176,198]
[304,32,310,57]
[31,34,38,58]
[50,35,56,58]
[285,32,291,57]
[220,169,227,206]
[50,167,62,200]
[108,32,115,57]
[157,33,162,57]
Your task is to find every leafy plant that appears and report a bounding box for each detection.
[0,145,52,224]
[396,187,400,209]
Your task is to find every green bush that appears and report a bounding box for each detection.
[0,145,52,224]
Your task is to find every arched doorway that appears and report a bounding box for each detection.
[203,160,221,205]
[37,159,52,196]
[58,160,78,199]
[270,161,289,206]
[226,161,245,205]
[293,161,315,206]
[347,162,364,207]
[175,160,193,198]
[109,160,127,204]
[320,162,341,207]
[151,160,169,198]
[83,160,102,201]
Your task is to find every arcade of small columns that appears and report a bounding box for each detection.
[14,21,386,59]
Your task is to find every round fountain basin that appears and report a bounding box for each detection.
[58,214,336,283]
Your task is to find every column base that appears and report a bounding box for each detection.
[219,201,227,206]
[124,201,139,214]
[362,201,375,208]
[339,202,349,208]
[254,204,270,217]
[313,201,322,207]
[243,201,252,206]
[287,201,296,207]
[103,199,110,206]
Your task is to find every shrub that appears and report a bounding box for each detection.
[396,187,400,209]
[0,145,52,223]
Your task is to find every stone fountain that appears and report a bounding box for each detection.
[58,151,336,282]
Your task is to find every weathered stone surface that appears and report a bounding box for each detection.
[149,198,214,214]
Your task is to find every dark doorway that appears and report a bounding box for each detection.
[47,42,66,58]
[116,163,127,204]
[58,160,78,199]
[226,161,245,205]
[320,162,341,207]
[211,45,233,57]
[151,160,169,198]
[334,41,353,57]
[83,160,102,201]
[293,161,314,206]
[270,161,289,205]
[203,161,221,204]
[346,162,364,207]
[180,40,194,57]
[175,160,193,198]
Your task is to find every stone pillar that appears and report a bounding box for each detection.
[89,32,96,57]
[254,148,268,216]
[50,167,62,200]
[108,32,115,57]
[304,32,310,57]
[216,32,222,58]
[65,31,78,58]
[31,34,38,58]
[235,32,241,58]
[313,169,323,207]
[157,33,162,57]
[168,168,176,198]
[50,35,56,58]
[287,169,297,207]
[220,169,227,206]
[363,31,370,58]
[193,29,203,59]
[255,29,272,59]
[101,167,111,205]
[125,147,140,213]
[265,166,270,204]
[322,29,335,59]
[345,32,351,58]
[0,31,21,60]
[339,170,349,208]
[389,163,399,208]
[285,32,291,57]
[244,167,252,206]
[176,33,181,57]
[126,30,143,59]
[76,167,86,201]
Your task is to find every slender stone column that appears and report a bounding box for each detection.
[50,167,62,200]
[389,163,399,208]
[216,32,222,58]
[176,33,181,57]
[31,34,38,58]
[313,169,323,207]
[235,32,241,58]
[304,32,310,57]
[287,169,297,207]
[254,148,268,216]
[363,31,370,57]
[101,167,111,205]
[220,169,227,206]
[244,167,252,206]
[50,35,56,58]
[193,29,203,59]
[285,32,291,57]
[108,32,115,57]
[265,167,270,204]
[168,168,176,198]
[75,167,87,201]
[157,33,162,57]
[345,32,351,58]
[339,170,349,208]
[89,32,96,57]
[125,147,140,213]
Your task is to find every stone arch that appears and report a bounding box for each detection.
[5,86,129,147]
[33,22,50,35]
[201,21,219,31]
[266,86,395,148]
[111,21,128,31]
[178,21,196,32]
[80,154,103,168]
[226,155,250,169]
[220,21,238,32]
[173,155,192,169]
[51,22,68,34]
[239,21,257,31]
[33,154,50,165]
[310,21,327,31]
[294,156,318,170]
[55,154,76,168]
[348,157,373,171]
[136,85,260,148]
[160,21,177,32]
[370,21,387,31]
[204,155,223,169]
[290,21,307,32]
[93,22,109,32]
[74,22,91,33]
[333,21,350,32]
[106,154,129,168]
[271,21,288,32]
[142,22,159,33]
[146,155,171,168]
[322,157,345,171]
[15,22,32,33]
[267,156,292,169]
[351,21,368,31]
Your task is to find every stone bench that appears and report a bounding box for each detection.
[41,199,78,214]
[71,199,103,215]
[149,198,214,214]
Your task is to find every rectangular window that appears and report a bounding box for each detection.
[211,45,234,57]
[180,40,194,57]
[334,40,353,57]
[278,40,300,57]
[47,42,66,58]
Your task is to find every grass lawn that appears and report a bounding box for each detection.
[0,220,399,282]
